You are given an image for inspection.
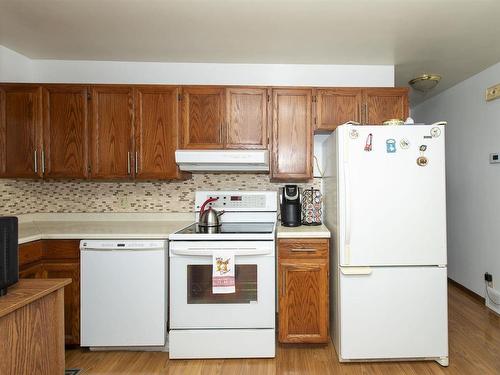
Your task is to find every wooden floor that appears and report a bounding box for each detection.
[66,282,500,374]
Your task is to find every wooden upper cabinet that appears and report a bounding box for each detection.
[181,87,225,149]
[314,88,362,132]
[0,85,43,178]
[271,89,313,181]
[363,88,409,125]
[134,86,185,179]
[90,86,134,179]
[225,87,268,149]
[42,85,89,178]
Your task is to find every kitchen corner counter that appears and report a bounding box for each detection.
[277,224,331,239]
[16,213,194,244]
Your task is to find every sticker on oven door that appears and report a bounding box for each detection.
[399,138,410,149]
[386,139,396,153]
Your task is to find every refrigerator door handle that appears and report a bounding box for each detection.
[340,266,372,275]
[343,132,352,264]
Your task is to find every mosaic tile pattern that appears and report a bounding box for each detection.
[0,174,321,215]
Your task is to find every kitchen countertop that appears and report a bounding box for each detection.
[277,223,331,239]
[16,213,194,244]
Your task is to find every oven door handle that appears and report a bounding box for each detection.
[171,248,273,256]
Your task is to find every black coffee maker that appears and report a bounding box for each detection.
[280,185,301,227]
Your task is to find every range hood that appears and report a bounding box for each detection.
[175,150,269,172]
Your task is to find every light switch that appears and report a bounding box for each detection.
[489,153,500,164]
[486,84,500,102]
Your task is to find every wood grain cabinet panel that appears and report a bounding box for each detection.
[19,239,81,345]
[314,88,362,132]
[42,85,89,178]
[43,262,80,345]
[18,263,46,279]
[0,84,42,178]
[271,89,313,181]
[225,87,268,149]
[278,238,329,344]
[181,87,225,149]
[279,261,328,343]
[134,86,186,180]
[363,88,409,125]
[90,86,134,179]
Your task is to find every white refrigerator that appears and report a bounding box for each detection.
[322,124,448,367]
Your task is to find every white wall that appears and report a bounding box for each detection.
[0,46,35,81]
[413,61,500,297]
[0,46,394,87]
[33,58,394,87]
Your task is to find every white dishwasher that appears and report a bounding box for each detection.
[80,240,168,349]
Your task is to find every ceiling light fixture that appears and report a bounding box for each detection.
[408,74,442,92]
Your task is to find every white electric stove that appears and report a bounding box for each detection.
[168,191,277,359]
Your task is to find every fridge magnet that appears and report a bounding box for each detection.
[400,138,410,149]
[430,127,441,138]
[417,156,428,166]
[386,139,396,153]
[419,145,427,152]
[364,133,373,151]
[349,129,359,139]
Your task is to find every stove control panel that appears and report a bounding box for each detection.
[195,191,278,211]
[206,194,266,209]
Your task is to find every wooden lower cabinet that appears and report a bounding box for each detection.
[278,238,329,343]
[18,240,81,345]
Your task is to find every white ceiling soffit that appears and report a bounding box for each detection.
[1,0,500,105]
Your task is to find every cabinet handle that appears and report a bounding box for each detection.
[281,272,286,296]
[291,248,316,252]
[41,150,45,174]
[34,150,38,173]
[127,152,131,175]
[135,152,138,174]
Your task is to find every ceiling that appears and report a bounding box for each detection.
[1,0,500,105]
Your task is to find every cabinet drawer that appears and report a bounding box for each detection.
[279,238,328,259]
[43,240,80,260]
[19,241,43,267]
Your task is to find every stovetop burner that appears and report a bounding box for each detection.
[176,222,275,235]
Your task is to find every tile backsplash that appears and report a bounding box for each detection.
[0,174,321,215]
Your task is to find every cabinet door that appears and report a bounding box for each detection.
[225,87,268,149]
[90,86,134,179]
[19,263,46,279]
[279,261,329,343]
[43,262,80,345]
[0,85,42,178]
[134,86,185,179]
[315,88,362,132]
[271,89,312,181]
[42,85,89,178]
[363,88,409,125]
[181,87,225,149]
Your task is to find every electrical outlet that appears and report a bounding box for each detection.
[485,272,493,283]
[486,83,500,101]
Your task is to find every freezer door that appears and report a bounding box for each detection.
[340,125,446,266]
[339,266,448,360]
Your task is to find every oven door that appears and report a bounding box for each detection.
[169,241,275,329]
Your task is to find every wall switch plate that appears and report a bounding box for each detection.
[489,153,500,164]
[486,83,500,102]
